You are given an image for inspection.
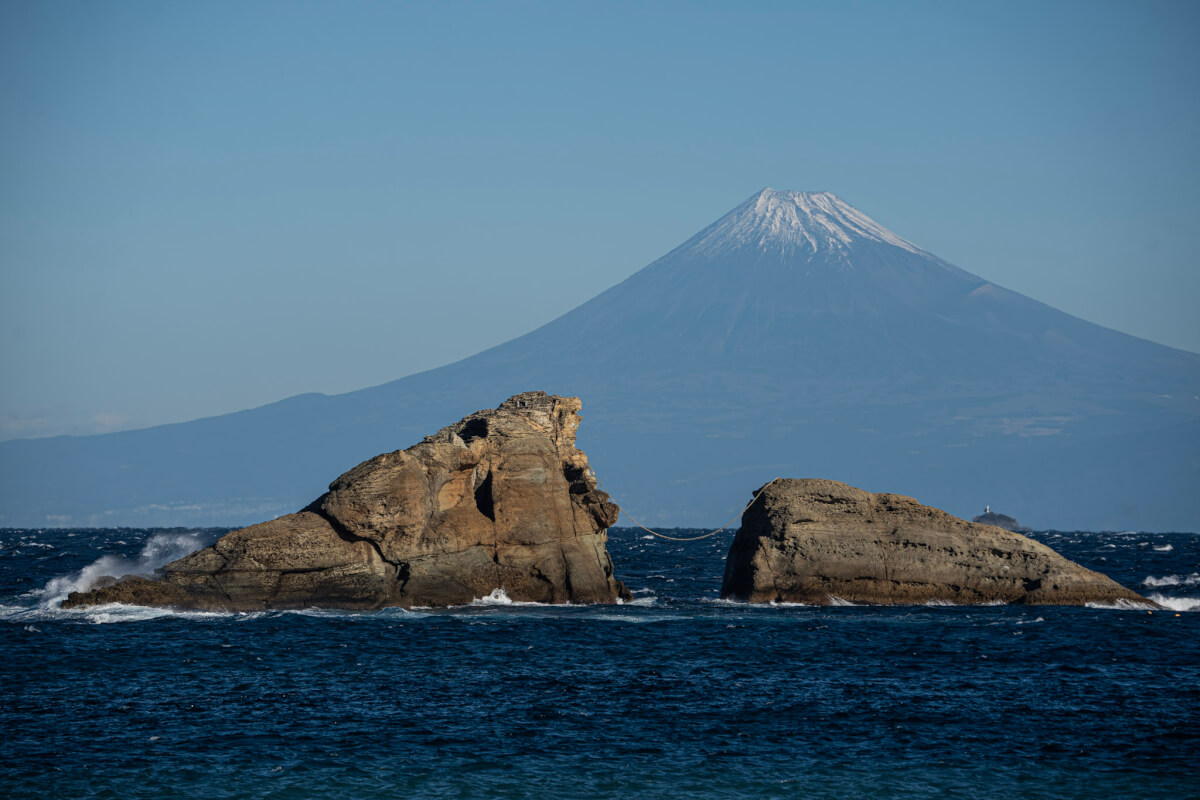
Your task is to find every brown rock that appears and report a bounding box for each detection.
[721,478,1152,607]
[63,392,629,610]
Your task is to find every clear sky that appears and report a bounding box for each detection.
[2,0,1198,440]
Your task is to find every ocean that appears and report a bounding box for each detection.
[2,527,1197,799]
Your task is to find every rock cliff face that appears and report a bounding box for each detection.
[721,479,1150,606]
[63,392,629,610]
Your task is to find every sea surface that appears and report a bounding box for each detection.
[1,527,1198,799]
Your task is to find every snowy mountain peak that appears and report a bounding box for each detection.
[681,188,925,258]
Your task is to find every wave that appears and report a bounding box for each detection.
[1,600,232,625]
[1145,594,1200,613]
[1142,573,1200,588]
[1084,598,1159,611]
[470,588,548,607]
[37,532,214,608]
[615,595,658,607]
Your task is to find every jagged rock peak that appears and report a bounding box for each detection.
[424,391,579,447]
[678,187,925,260]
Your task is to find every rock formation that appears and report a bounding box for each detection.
[63,392,629,610]
[721,479,1151,606]
[971,508,1030,533]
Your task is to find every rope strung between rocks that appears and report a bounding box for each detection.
[588,473,783,542]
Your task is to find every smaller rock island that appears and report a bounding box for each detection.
[721,478,1151,606]
[64,392,630,610]
[972,506,1031,533]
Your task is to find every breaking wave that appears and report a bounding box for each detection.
[1084,598,1159,611]
[1142,573,1200,588]
[470,588,544,607]
[1145,594,1200,613]
[38,532,212,608]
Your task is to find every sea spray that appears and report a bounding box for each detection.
[1145,594,1200,612]
[39,531,214,607]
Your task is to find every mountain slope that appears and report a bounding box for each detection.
[3,189,1198,530]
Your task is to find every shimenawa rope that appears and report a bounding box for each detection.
[587,471,782,542]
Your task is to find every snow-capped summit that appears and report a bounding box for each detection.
[680,188,925,259]
[4,187,1197,533]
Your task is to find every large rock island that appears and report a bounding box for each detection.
[64,392,629,610]
[721,478,1150,606]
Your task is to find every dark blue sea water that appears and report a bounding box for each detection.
[2,527,1198,799]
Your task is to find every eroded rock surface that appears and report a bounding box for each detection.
[721,478,1150,606]
[64,392,629,610]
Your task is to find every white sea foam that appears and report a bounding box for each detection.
[826,596,858,607]
[1145,594,1200,612]
[469,588,547,607]
[1142,573,1200,588]
[1084,598,1159,611]
[38,531,213,608]
[3,601,231,625]
[1152,544,1174,552]
[473,588,515,605]
[924,599,958,607]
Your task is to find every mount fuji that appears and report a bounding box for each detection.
[3,189,1198,530]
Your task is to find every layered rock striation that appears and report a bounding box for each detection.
[64,392,629,610]
[721,479,1150,606]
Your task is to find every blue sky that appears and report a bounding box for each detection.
[2,0,1198,440]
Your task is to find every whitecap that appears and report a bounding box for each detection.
[1084,598,1158,611]
[469,588,546,607]
[1153,544,1174,552]
[64,602,230,624]
[586,613,674,623]
[1141,573,1200,588]
[924,599,958,607]
[1145,594,1200,612]
[826,596,858,607]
